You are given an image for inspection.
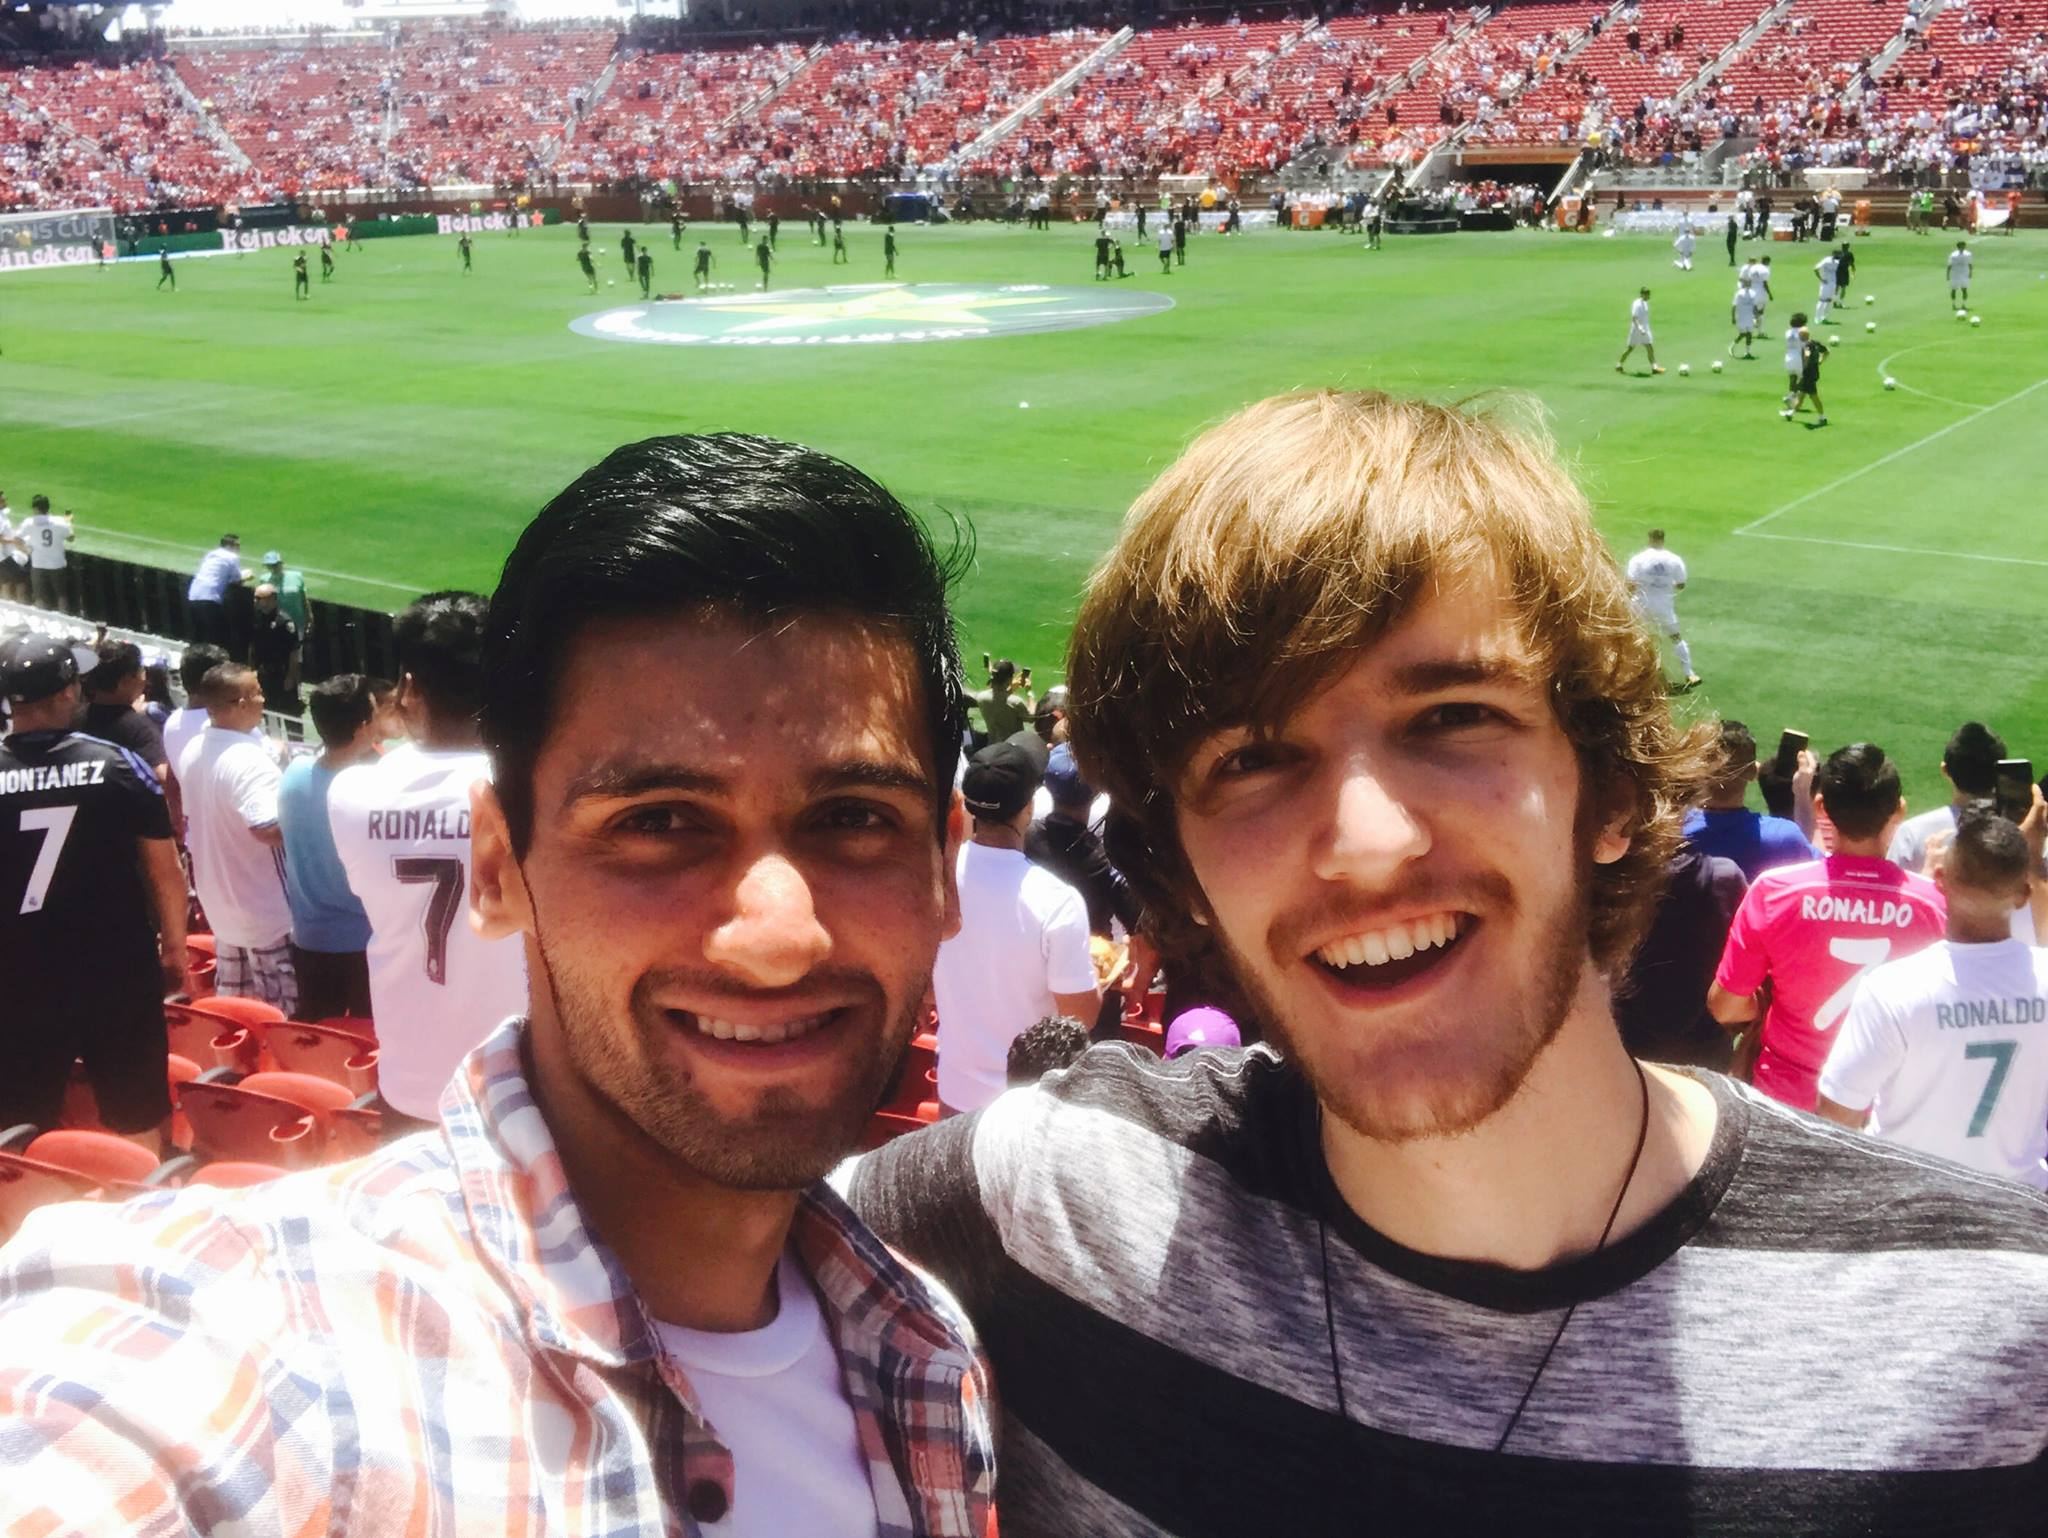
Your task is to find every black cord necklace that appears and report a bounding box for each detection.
[1316,1059,1653,1455]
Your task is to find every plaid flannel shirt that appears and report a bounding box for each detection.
[0,1019,995,1536]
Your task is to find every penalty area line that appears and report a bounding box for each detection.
[1735,530,2048,570]
[1733,375,2048,537]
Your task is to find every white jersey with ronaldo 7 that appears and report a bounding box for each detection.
[328,744,528,1118]
[1820,937,2048,1188]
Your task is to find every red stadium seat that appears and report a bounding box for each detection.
[266,1021,380,1095]
[236,1072,383,1160]
[178,1078,325,1168]
[23,1130,159,1186]
[0,1154,100,1240]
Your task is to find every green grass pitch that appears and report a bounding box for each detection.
[4,218,2045,811]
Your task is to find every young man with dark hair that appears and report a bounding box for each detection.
[934,738,1099,1115]
[1682,718,1818,879]
[1821,799,2048,1186]
[277,674,377,1021]
[0,635,187,1149]
[846,390,2048,1534]
[0,434,993,1535]
[1710,741,1946,1109]
[177,663,295,1014]
[1006,1015,1092,1087]
[328,592,526,1127]
[1888,719,2007,872]
[81,639,168,786]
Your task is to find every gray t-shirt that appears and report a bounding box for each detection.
[847,1045,2048,1536]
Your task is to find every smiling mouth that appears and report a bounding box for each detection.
[665,1008,843,1046]
[1310,912,1471,991]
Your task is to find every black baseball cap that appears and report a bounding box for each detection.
[962,741,1043,822]
[0,634,98,703]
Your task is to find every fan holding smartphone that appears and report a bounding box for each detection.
[1886,721,2013,874]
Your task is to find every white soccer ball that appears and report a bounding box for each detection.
[1711,359,1723,373]
[1601,227,1616,238]
[1865,320,1876,331]
[1678,363,1690,376]
[1971,314,1981,326]
[1863,294,1874,305]
[607,278,615,286]
[1019,401,1030,409]
[1956,308,1968,319]
[1884,376,1898,390]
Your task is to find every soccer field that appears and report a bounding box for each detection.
[4,218,2045,809]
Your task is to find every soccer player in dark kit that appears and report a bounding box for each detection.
[693,241,714,290]
[832,224,849,265]
[670,212,684,250]
[755,236,774,289]
[458,233,473,273]
[1174,213,1188,266]
[156,249,175,290]
[635,247,653,299]
[293,252,310,300]
[620,229,636,274]
[1094,229,1113,280]
[768,212,780,249]
[319,242,334,283]
[885,227,898,277]
[576,243,598,294]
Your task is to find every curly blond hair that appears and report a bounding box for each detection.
[1066,388,1717,975]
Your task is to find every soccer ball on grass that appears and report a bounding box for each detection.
[1884,377,1898,390]
[1710,360,1723,373]
[1970,315,1981,327]
[1865,321,1876,332]
[1678,363,1690,376]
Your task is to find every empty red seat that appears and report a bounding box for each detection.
[24,1130,159,1185]
[178,1079,324,1168]
[265,1021,380,1095]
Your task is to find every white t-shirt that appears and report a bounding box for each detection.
[1948,250,1973,283]
[1820,937,2048,1189]
[933,842,1095,1112]
[20,513,71,570]
[1734,287,1760,329]
[1628,296,1651,336]
[1784,326,1804,374]
[1815,255,1837,292]
[328,744,528,1117]
[651,1253,880,1538]
[1887,803,1960,874]
[0,510,22,567]
[177,724,293,949]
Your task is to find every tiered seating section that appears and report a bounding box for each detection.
[1509,0,1764,148]
[2,5,2037,212]
[0,59,250,212]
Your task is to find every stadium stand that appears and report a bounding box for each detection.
[172,39,393,197]
[384,26,616,187]
[1508,0,1767,149]
[565,40,809,184]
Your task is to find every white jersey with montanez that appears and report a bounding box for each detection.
[1820,937,2048,1188]
[328,744,528,1118]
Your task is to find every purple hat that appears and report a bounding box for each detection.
[1164,1007,1240,1060]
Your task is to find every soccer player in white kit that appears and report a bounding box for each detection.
[1813,249,1838,322]
[1615,287,1664,374]
[1947,240,1973,306]
[1820,802,2048,1189]
[1625,527,1698,688]
[1730,279,1760,358]
[1740,254,1773,327]
[1781,309,1809,411]
[1673,224,1695,271]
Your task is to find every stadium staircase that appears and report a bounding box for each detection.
[157,60,252,172]
[548,47,625,165]
[943,26,1134,173]
[1412,0,1623,181]
[1281,7,1496,178]
[720,40,825,132]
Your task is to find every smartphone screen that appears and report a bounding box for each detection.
[1996,759,2034,820]
[1774,729,1809,779]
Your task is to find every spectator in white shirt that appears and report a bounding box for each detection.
[20,496,74,613]
[0,490,27,601]
[1887,720,2005,873]
[186,534,248,649]
[933,739,1100,1114]
[177,663,296,1015]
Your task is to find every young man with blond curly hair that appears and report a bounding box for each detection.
[847,390,2048,1535]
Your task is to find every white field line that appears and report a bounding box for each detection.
[1733,375,2048,538]
[1737,529,2048,569]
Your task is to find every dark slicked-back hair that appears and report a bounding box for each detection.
[1814,742,1903,840]
[178,643,228,696]
[1943,721,2006,796]
[483,433,966,855]
[1950,802,2030,893]
[308,673,376,750]
[395,591,489,724]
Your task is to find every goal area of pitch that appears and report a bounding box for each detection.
[0,207,115,273]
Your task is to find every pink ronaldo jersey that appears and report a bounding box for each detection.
[1715,855,1946,1109]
